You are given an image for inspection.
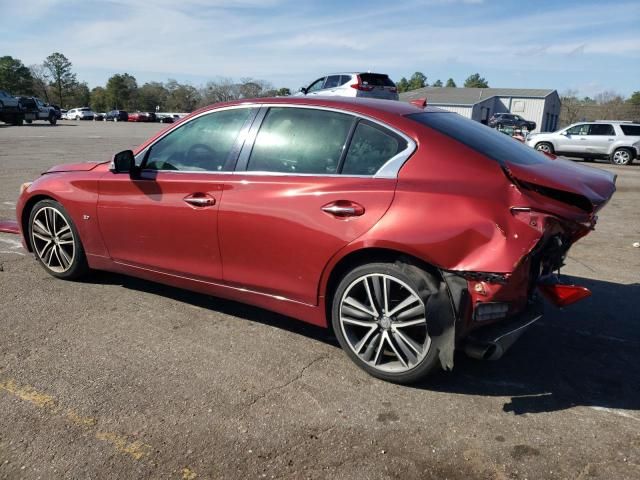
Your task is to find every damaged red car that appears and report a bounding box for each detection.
[14,97,616,383]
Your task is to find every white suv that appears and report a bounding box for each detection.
[296,73,399,101]
[65,107,95,120]
[526,121,640,165]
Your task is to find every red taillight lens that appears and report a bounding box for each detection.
[350,83,374,91]
[350,75,374,91]
[538,284,591,307]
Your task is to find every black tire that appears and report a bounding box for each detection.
[49,114,57,125]
[12,117,23,126]
[610,148,633,166]
[535,142,554,154]
[331,261,444,384]
[28,199,89,280]
[25,119,33,124]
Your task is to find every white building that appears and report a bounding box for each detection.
[400,87,561,133]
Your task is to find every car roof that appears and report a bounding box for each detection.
[196,96,425,118]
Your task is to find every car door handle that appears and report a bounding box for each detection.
[322,201,365,218]
[184,194,215,207]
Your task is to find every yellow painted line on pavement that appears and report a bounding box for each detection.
[0,378,152,462]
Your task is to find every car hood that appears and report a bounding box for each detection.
[45,161,108,174]
[506,157,616,213]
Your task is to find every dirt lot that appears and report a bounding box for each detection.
[0,120,638,480]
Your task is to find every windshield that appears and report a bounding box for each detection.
[407,111,547,166]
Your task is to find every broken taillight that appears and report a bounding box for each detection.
[537,284,591,307]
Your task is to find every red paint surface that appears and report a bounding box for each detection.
[13,97,616,334]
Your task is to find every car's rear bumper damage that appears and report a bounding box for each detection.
[463,296,543,360]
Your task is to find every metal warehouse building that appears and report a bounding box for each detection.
[400,87,561,133]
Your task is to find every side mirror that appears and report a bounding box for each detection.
[298,87,307,95]
[110,150,135,173]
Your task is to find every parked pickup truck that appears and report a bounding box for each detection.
[0,90,24,125]
[18,97,58,125]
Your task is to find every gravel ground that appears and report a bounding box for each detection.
[0,120,638,480]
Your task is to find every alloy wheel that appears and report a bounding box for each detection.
[536,144,551,153]
[31,206,75,273]
[612,150,631,165]
[339,273,430,373]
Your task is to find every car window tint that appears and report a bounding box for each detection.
[247,107,353,174]
[589,124,614,135]
[306,78,325,93]
[339,75,352,86]
[359,74,395,87]
[408,111,547,166]
[145,108,252,172]
[566,124,589,135]
[324,75,342,89]
[342,121,405,175]
[620,125,640,135]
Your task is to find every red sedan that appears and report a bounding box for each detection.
[14,97,616,383]
[127,112,149,122]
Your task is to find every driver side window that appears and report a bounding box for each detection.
[566,124,589,136]
[306,78,326,93]
[144,108,252,172]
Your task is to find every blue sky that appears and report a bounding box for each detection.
[1,0,638,97]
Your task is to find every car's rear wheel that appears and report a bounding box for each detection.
[611,148,633,166]
[49,113,57,125]
[28,199,89,280]
[332,261,441,384]
[535,142,554,154]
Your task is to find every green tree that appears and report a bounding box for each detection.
[463,73,489,88]
[628,91,640,105]
[445,78,457,88]
[276,87,291,96]
[408,72,427,91]
[137,82,168,111]
[67,82,90,108]
[29,65,50,102]
[105,73,138,110]
[0,56,34,94]
[432,79,443,87]
[165,79,199,112]
[90,86,108,112]
[43,52,78,106]
[396,77,409,93]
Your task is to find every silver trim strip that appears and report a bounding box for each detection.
[134,103,417,179]
[113,260,315,307]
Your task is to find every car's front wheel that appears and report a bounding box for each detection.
[611,148,633,166]
[332,261,442,384]
[28,199,89,280]
[535,142,554,154]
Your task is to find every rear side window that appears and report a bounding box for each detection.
[589,124,614,135]
[620,125,640,136]
[359,74,395,87]
[342,121,405,175]
[247,107,353,174]
[407,112,547,166]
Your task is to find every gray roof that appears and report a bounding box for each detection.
[400,87,556,106]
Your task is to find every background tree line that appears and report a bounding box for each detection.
[0,53,291,112]
[560,89,640,126]
[2,53,639,117]
[395,72,490,92]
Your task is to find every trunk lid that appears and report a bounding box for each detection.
[506,157,617,213]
